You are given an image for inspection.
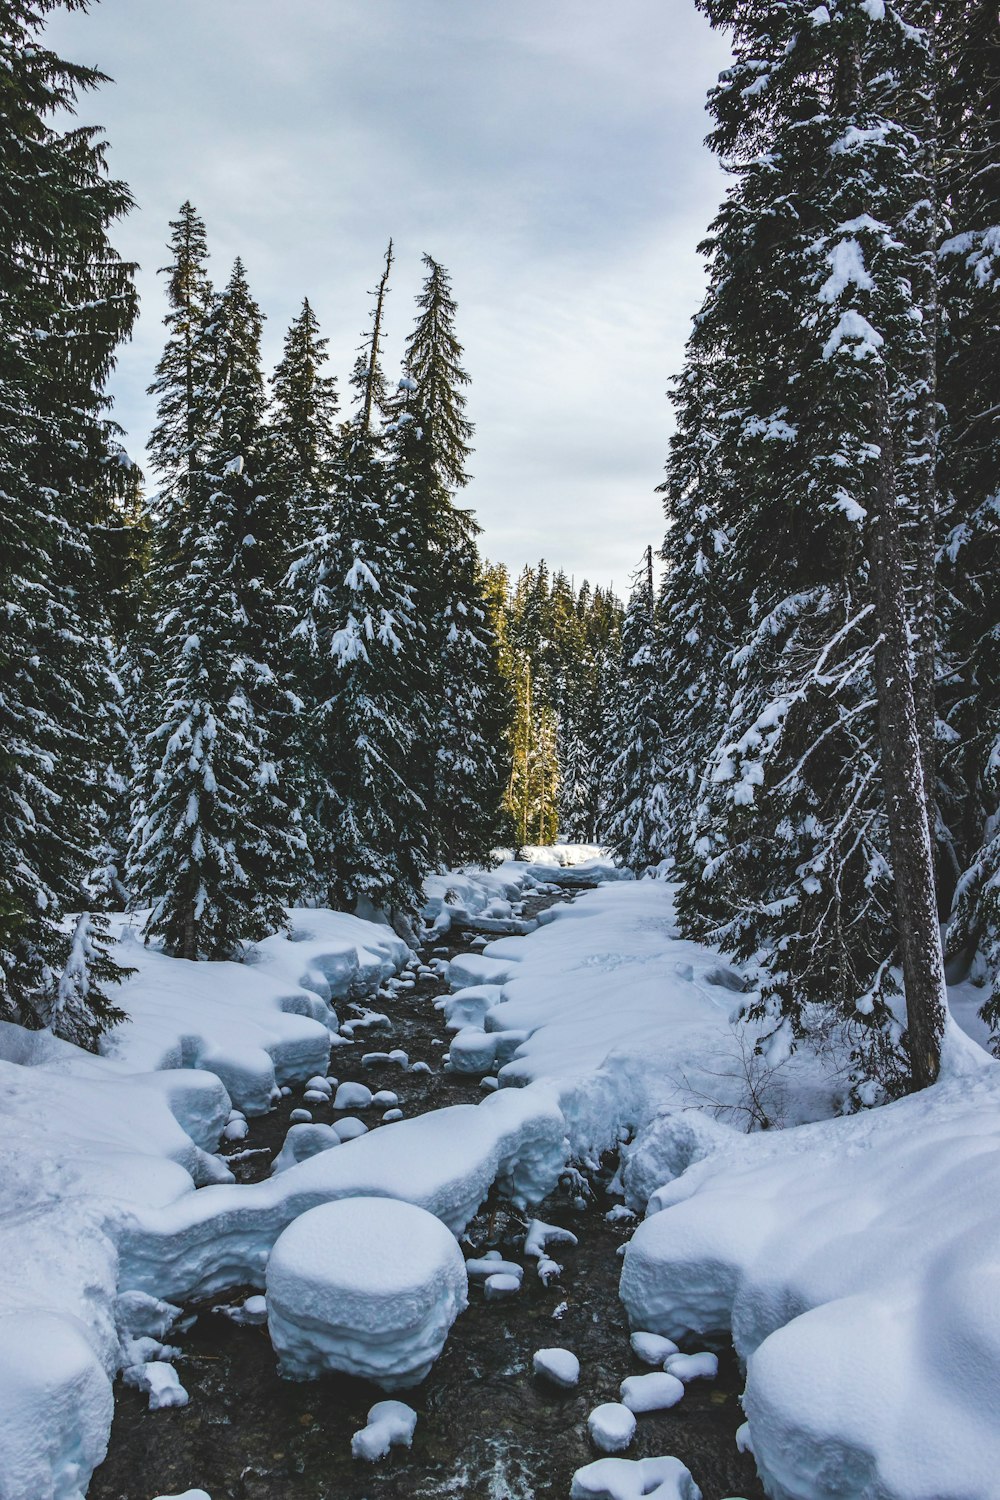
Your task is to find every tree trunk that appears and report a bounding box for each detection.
[870,369,948,1089]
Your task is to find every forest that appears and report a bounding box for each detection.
[2,3,999,1500]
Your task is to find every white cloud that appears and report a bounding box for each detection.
[47,0,730,590]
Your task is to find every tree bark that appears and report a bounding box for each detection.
[870,368,948,1089]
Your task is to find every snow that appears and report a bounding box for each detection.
[484,1272,521,1299]
[663,1352,717,1383]
[619,1372,685,1413]
[351,1399,418,1461]
[570,1455,702,1500]
[121,1358,189,1410]
[533,1346,580,1388]
[630,1331,679,1365]
[620,1040,1000,1499]
[587,1402,636,1453]
[152,1492,212,1500]
[466,1257,523,1281]
[266,1198,468,1387]
[333,1081,372,1109]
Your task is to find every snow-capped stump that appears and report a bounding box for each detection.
[289,1107,312,1123]
[484,1272,521,1300]
[333,1116,368,1142]
[570,1455,702,1500]
[533,1347,580,1389]
[620,1372,685,1413]
[351,1399,418,1462]
[664,1351,718,1383]
[334,1081,372,1110]
[266,1197,468,1387]
[372,1089,398,1108]
[271,1122,340,1175]
[587,1402,636,1453]
[630,1331,679,1366]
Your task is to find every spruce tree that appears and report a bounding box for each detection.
[665,0,948,1091]
[132,259,302,957]
[1,0,137,1042]
[393,254,507,866]
[268,296,340,557]
[288,244,429,918]
[605,549,670,873]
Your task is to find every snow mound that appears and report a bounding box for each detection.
[533,1346,579,1388]
[587,1402,636,1453]
[630,1331,678,1366]
[620,1371,684,1413]
[0,1311,113,1500]
[570,1455,701,1500]
[351,1399,418,1461]
[620,1059,1000,1500]
[266,1198,467,1388]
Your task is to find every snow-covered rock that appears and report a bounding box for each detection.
[271,1122,340,1175]
[587,1403,637,1454]
[630,1331,679,1366]
[266,1197,468,1387]
[483,1272,520,1300]
[532,1346,580,1388]
[333,1116,368,1141]
[664,1351,717,1383]
[619,1372,684,1413]
[333,1081,372,1110]
[570,1455,701,1499]
[351,1399,418,1461]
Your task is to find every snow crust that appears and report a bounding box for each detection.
[267,1198,467,1387]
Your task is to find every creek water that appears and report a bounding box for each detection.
[90,886,763,1500]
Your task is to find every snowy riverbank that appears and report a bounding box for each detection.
[2,858,998,1500]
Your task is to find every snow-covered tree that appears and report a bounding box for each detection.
[0,0,137,1040]
[131,258,302,956]
[664,0,948,1091]
[288,244,429,918]
[267,296,340,556]
[604,549,671,873]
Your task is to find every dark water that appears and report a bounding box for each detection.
[90,887,764,1500]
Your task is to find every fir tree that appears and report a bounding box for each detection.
[605,548,671,873]
[268,296,340,556]
[131,258,302,956]
[288,243,429,918]
[665,0,948,1091]
[0,0,137,1041]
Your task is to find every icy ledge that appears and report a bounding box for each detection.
[620,1028,1000,1500]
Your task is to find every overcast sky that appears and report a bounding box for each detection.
[47,0,730,593]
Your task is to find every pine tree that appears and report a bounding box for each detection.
[288,243,429,918]
[666,0,948,1091]
[392,254,507,866]
[605,549,671,873]
[938,1,1000,1040]
[0,0,137,1041]
[268,296,340,557]
[131,259,302,957]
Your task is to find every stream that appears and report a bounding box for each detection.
[90,884,764,1500]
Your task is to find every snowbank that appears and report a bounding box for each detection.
[446,881,840,1164]
[620,1035,1000,1500]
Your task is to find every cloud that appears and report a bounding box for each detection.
[47,0,730,591]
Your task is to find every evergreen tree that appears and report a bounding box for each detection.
[288,244,429,918]
[268,296,340,557]
[393,254,507,866]
[0,0,137,1041]
[605,549,671,872]
[664,0,948,1091]
[131,259,302,956]
[938,1,1000,1040]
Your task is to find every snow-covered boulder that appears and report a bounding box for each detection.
[570,1455,701,1499]
[266,1197,468,1388]
[351,1399,417,1461]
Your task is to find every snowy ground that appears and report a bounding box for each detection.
[1,855,998,1500]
